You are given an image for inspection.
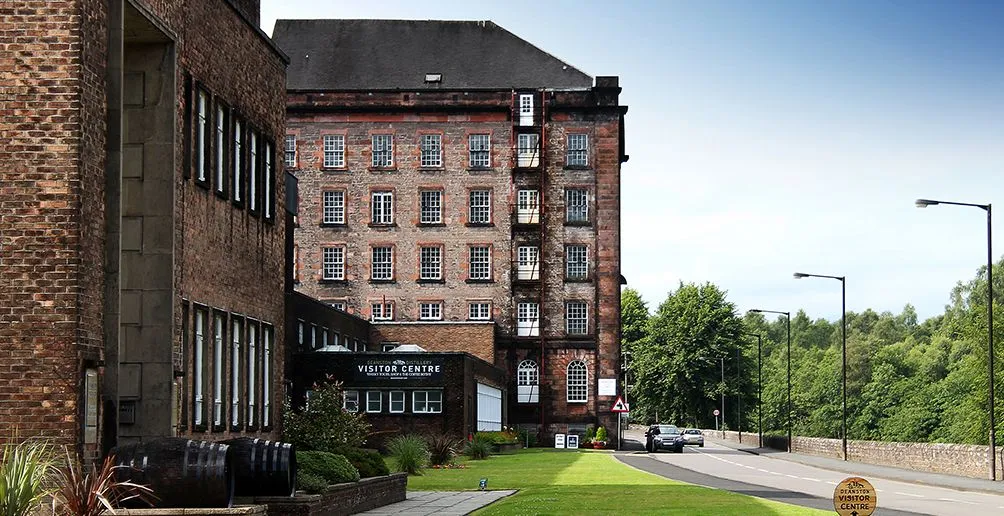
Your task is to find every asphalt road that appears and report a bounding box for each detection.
[619,428,1004,515]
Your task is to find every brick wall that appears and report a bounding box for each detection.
[369,323,495,361]
[256,473,407,515]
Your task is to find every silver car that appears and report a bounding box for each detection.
[682,428,704,447]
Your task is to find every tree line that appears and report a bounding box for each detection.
[623,258,1004,445]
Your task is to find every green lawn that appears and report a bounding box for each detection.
[403,449,831,515]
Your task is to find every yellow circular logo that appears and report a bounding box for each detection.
[832,477,876,516]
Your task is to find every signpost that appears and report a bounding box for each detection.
[611,396,629,451]
[714,409,720,432]
[832,477,876,516]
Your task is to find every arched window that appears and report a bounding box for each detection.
[566,360,588,403]
[517,360,539,403]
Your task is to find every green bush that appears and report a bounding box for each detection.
[463,436,491,460]
[584,426,596,444]
[296,451,360,486]
[473,431,518,445]
[295,471,329,494]
[595,426,608,442]
[326,447,389,478]
[517,427,538,448]
[387,435,430,475]
[283,377,371,452]
[425,434,461,466]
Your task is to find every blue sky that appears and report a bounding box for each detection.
[261,0,1004,321]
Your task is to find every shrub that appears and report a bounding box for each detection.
[387,436,429,475]
[326,447,389,478]
[473,430,518,445]
[296,451,360,486]
[53,452,154,514]
[517,428,538,448]
[463,436,491,460]
[295,472,329,494]
[283,376,371,452]
[595,426,608,442]
[0,438,56,516]
[425,434,461,466]
[584,426,596,444]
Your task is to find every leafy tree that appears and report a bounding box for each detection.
[283,376,371,452]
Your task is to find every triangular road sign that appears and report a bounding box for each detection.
[611,396,629,413]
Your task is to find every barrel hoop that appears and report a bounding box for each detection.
[183,439,193,480]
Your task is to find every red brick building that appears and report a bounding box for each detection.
[274,20,627,443]
[0,0,288,457]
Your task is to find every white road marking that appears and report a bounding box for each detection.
[785,474,800,479]
[799,477,820,482]
[894,492,924,498]
[757,469,769,473]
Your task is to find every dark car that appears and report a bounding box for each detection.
[645,424,685,453]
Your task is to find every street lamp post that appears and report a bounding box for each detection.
[916,198,995,480]
[737,347,742,443]
[749,310,790,452]
[743,333,763,448]
[793,272,847,462]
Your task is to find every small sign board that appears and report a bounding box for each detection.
[611,396,629,413]
[554,433,566,449]
[833,477,876,516]
[598,378,617,396]
[479,478,488,490]
[713,409,720,416]
[567,435,579,449]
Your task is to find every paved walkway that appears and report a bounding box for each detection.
[357,490,517,516]
[709,437,1004,495]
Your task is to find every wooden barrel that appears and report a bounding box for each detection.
[111,438,234,508]
[223,438,297,497]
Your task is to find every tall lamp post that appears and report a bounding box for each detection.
[744,333,763,448]
[749,309,791,452]
[916,198,995,480]
[793,272,847,461]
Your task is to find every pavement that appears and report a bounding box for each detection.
[356,490,516,516]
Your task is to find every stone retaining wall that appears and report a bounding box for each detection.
[255,473,408,515]
[702,429,1004,480]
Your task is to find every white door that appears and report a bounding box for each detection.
[519,94,534,126]
[516,190,540,223]
[517,246,539,280]
[477,383,503,431]
[517,133,539,168]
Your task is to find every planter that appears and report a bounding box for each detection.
[592,441,607,449]
[491,442,523,454]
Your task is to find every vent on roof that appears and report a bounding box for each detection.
[424,73,442,83]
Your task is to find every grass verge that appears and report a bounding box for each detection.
[405,449,831,515]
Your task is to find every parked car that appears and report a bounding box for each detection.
[682,428,704,447]
[645,424,685,453]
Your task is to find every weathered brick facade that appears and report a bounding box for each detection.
[370,323,495,362]
[0,0,287,456]
[276,20,627,444]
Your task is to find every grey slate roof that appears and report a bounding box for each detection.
[272,19,594,91]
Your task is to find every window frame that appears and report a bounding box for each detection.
[468,189,491,225]
[371,302,395,322]
[517,245,540,280]
[389,391,406,413]
[322,190,346,225]
[419,190,443,225]
[246,319,259,430]
[231,114,244,206]
[371,191,394,225]
[366,391,382,413]
[468,133,491,168]
[194,87,210,186]
[248,129,259,215]
[565,188,589,224]
[230,315,243,430]
[262,323,273,429]
[371,246,394,281]
[565,244,589,280]
[413,390,443,413]
[566,133,589,167]
[371,134,393,168]
[468,301,491,321]
[214,101,229,197]
[419,245,443,281]
[322,245,346,281]
[516,301,540,337]
[516,133,540,168]
[284,134,297,169]
[343,390,360,413]
[419,134,442,168]
[567,360,588,403]
[469,245,491,281]
[517,360,539,404]
[212,310,226,429]
[565,301,588,336]
[516,189,540,224]
[419,301,443,321]
[322,134,346,169]
[192,305,208,429]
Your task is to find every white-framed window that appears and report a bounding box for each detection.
[231,318,241,428]
[232,118,242,202]
[215,105,226,193]
[323,134,345,168]
[196,90,208,182]
[420,302,443,321]
[517,246,539,280]
[330,302,346,312]
[263,141,273,220]
[371,191,393,225]
[366,391,382,413]
[566,134,589,166]
[371,302,394,321]
[565,245,588,280]
[284,134,297,168]
[518,93,534,126]
[469,134,490,167]
[469,302,491,321]
[420,190,442,224]
[566,301,588,335]
[517,360,539,403]
[565,189,589,223]
[343,390,359,412]
[567,360,588,403]
[372,134,393,167]
[517,133,539,168]
[371,246,393,280]
[516,189,540,224]
[517,301,539,337]
[469,246,491,280]
[249,131,258,211]
[389,391,405,413]
[353,339,365,352]
[420,134,442,167]
[469,189,491,224]
[413,390,443,413]
[247,321,257,426]
[322,191,345,225]
[193,308,206,426]
[322,246,345,281]
[420,246,442,280]
[213,313,224,427]
[263,324,272,427]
